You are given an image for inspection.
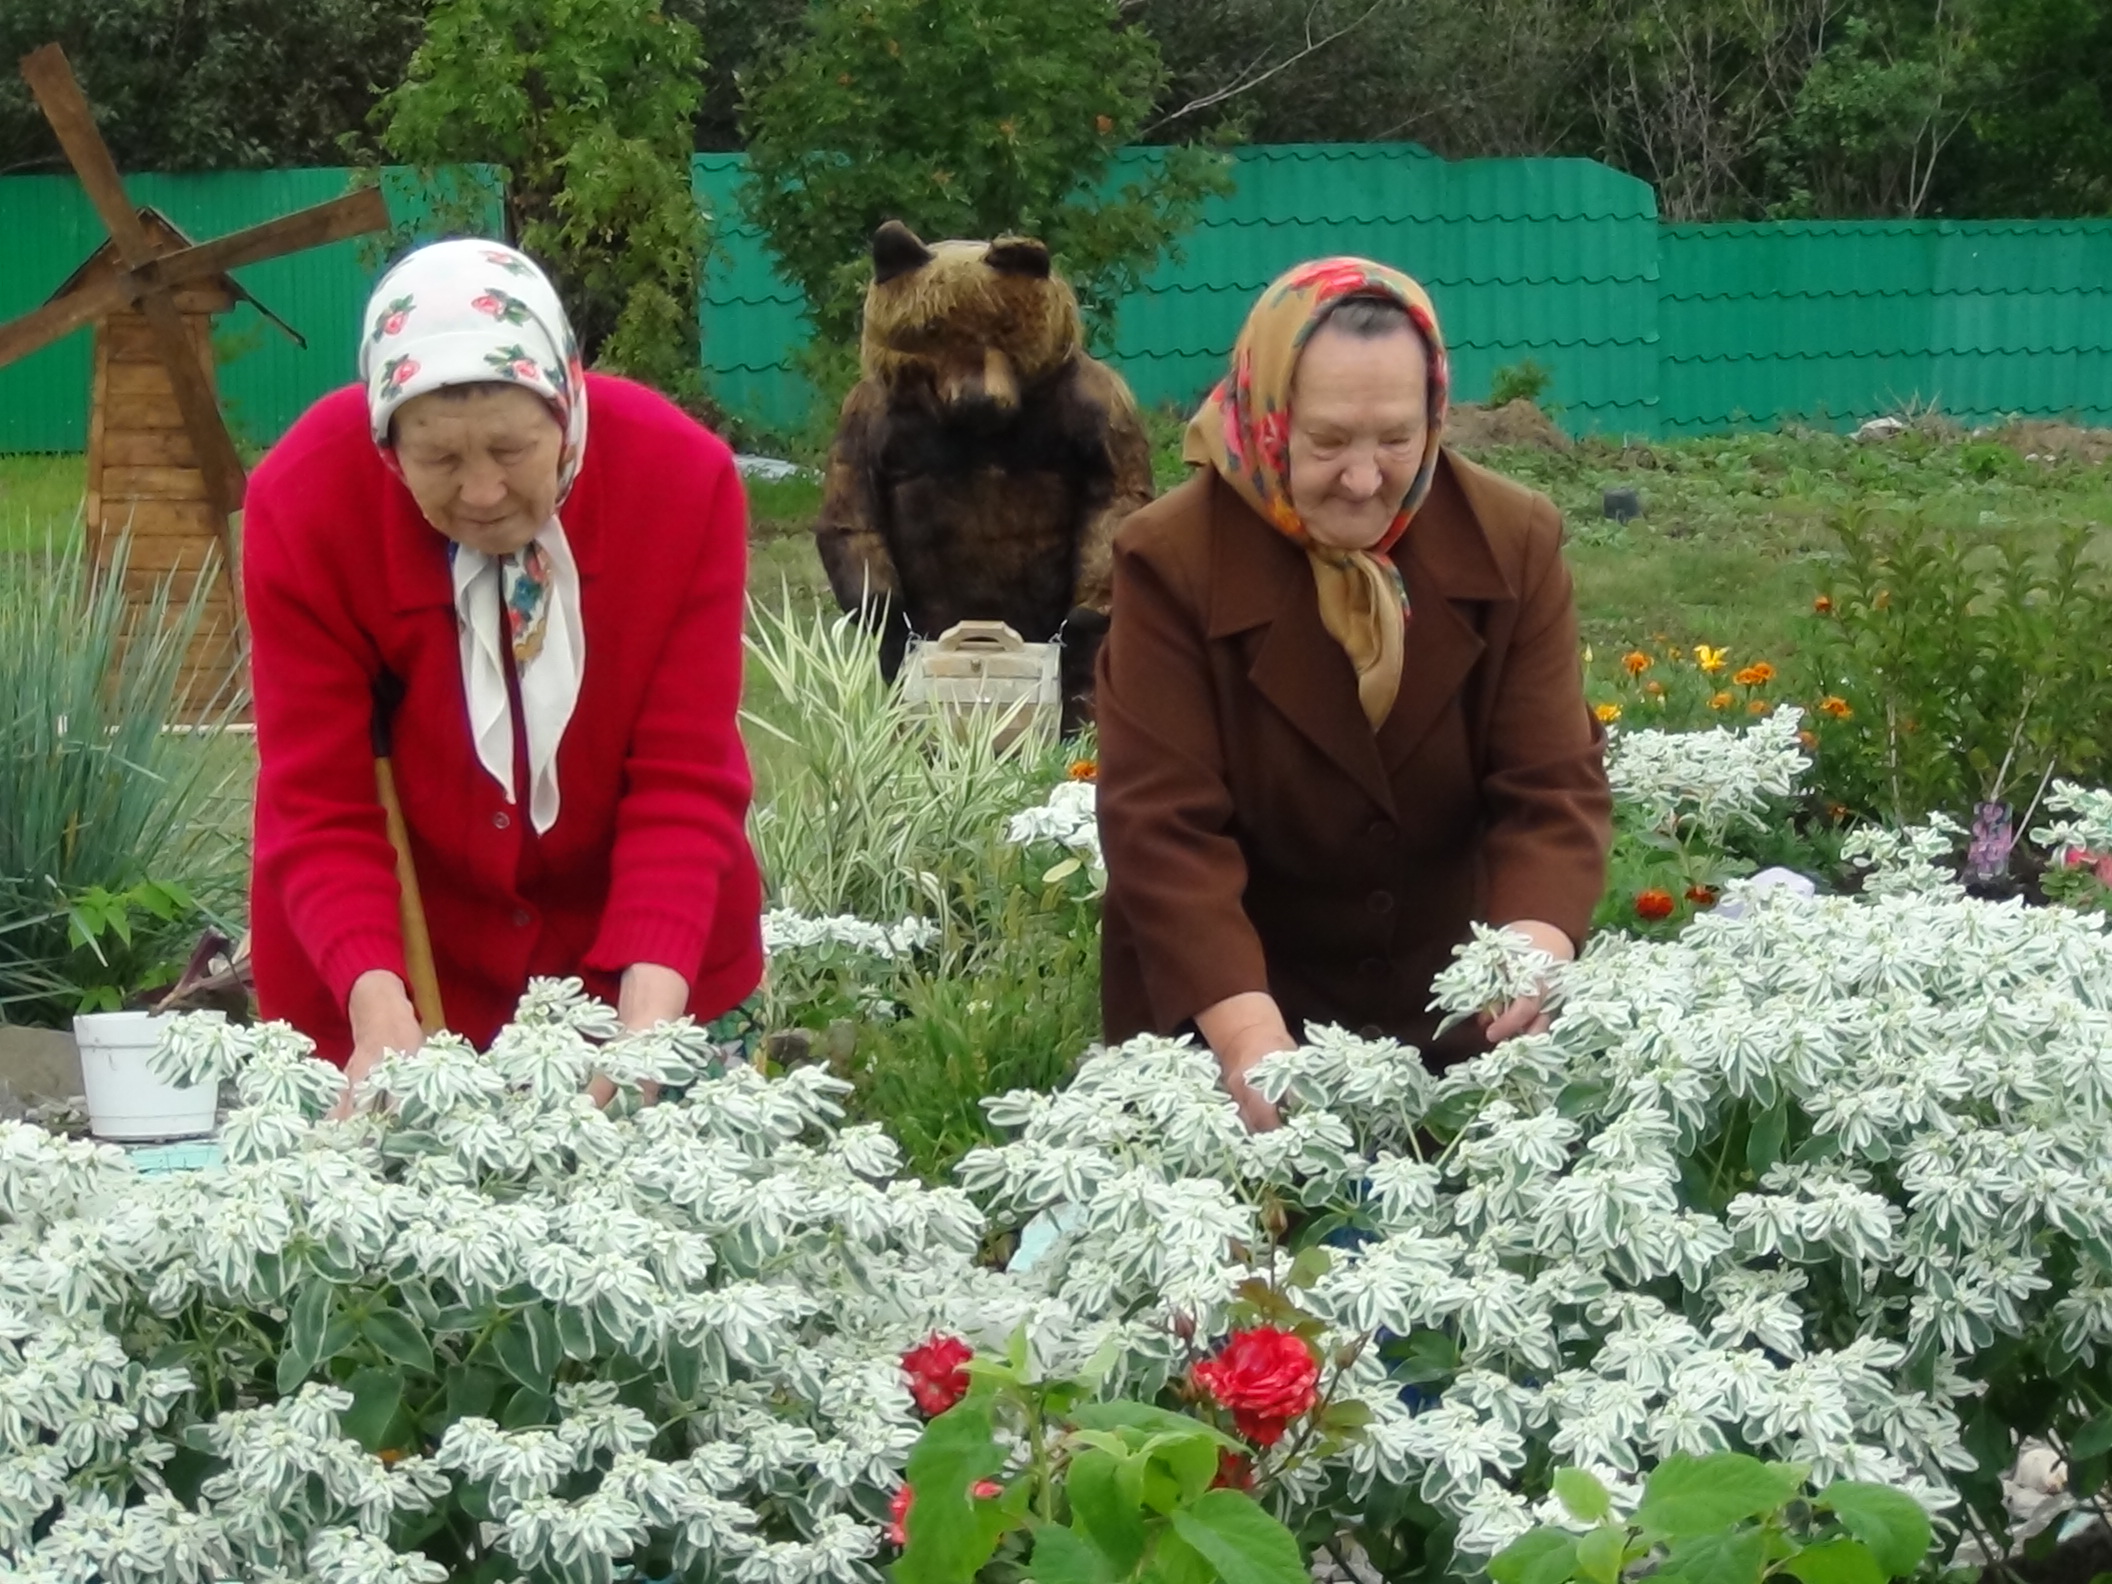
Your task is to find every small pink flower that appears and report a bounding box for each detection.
[512,358,539,381]
[386,356,420,387]
[2096,853,2112,887]
[471,292,504,317]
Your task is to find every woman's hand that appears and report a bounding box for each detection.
[586,962,691,1108]
[1196,990,1295,1132]
[1479,919,1577,1044]
[337,969,424,1120]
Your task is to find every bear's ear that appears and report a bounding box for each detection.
[985,236,1052,279]
[872,221,934,284]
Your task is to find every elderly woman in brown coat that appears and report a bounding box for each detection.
[1096,257,1613,1130]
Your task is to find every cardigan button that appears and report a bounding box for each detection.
[1366,821,1396,847]
[511,907,533,928]
[1365,890,1395,916]
[492,810,512,830]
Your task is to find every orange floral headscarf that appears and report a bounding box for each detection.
[1184,258,1449,726]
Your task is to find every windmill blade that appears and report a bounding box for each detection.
[144,187,391,290]
[18,46,163,266]
[20,43,250,519]
[0,272,131,367]
[0,183,389,369]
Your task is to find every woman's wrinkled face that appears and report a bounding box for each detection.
[392,384,564,556]
[1286,324,1431,551]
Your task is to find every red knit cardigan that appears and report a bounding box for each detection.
[243,374,763,1065]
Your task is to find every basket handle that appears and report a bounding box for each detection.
[933,620,1026,653]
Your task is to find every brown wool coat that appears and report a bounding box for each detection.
[1096,450,1614,1066]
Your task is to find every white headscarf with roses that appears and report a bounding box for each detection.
[359,240,589,836]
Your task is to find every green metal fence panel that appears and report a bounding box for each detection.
[0,166,506,454]
[12,152,2112,454]
[695,144,1664,439]
[1658,220,2112,433]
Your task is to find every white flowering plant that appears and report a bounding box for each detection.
[1,983,1008,1584]
[1596,709,1825,934]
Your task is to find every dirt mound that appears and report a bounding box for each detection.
[1987,420,2112,466]
[1447,399,1571,453]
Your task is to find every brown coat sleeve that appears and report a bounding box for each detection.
[1095,518,1270,1028]
[1477,497,1614,945]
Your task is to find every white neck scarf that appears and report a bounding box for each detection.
[449,523,584,835]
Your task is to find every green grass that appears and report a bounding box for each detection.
[14,425,2111,666]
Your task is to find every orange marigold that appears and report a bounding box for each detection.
[1635,889,1676,921]
[1813,595,1835,615]
[1733,662,1776,687]
[1685,885,1719,906]
[1799,729,1820,750]
[1644,681,1666,698]
[1622,650,1651,675]
[1709,691,1734,711]
[1819,696,1853,719]
[1067,759,1099,782]
[1751,699,1774,716]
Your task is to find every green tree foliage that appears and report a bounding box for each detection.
[0,0,427,175]
[738,0,1232,357]
[377,0,708,396]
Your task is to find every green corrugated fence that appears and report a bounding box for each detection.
[0,166,504,454]
[4,148,2110,452]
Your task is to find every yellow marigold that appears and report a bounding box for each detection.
[1709,691,1734,711]
[1622,650,1652,676]
[1694,644,1728,673]
[1733,662,1776,687]
[1594,702,1623,724]
[1820,696,1853,719]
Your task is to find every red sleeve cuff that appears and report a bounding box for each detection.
[586,883,719,985]
[315,929,410,1013]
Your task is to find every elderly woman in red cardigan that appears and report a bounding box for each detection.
[243,239,762,1108]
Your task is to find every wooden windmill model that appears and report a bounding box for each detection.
[0,44,390,712]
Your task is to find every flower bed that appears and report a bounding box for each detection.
[8,708,2112,1581]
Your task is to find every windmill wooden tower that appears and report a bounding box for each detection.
[0,44,390,714]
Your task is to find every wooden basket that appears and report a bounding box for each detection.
[899,620,1059,753]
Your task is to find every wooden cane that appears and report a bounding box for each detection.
[372,674,447,1035]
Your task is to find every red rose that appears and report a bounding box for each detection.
[1635,889,1676,921]
[887,1479,1002,1546]
[1191,1327,1319,1447]
[1212,1450,1255,1490]
[901,1336,974,1416]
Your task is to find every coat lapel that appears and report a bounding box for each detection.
[1378,455,1514,770]
[1204,476,1397,815]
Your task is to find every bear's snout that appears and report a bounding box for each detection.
[939,347,1021,418]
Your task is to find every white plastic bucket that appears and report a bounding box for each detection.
[71,1010,221,1142]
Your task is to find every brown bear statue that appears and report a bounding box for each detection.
[813,221,1156,728]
